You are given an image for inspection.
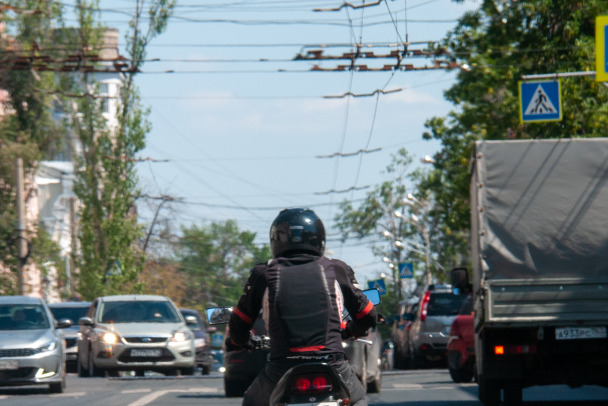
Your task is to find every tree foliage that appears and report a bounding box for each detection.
[334,149,450,297]
[66,0,175,299]
[0,2,65,288]
[422,0,608,250]
[177,220,271,309]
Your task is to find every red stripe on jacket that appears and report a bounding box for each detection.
[234,307,253,324]
[356,300,373,319]
[289,345,326,352]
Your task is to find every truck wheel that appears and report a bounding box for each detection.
[449,366,473,383]
[478,374,500,406]
[504,381,522,406]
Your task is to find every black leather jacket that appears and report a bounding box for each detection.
[228,253,377,360]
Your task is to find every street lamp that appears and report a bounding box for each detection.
[409,213,432,286]
[421,155,436,164]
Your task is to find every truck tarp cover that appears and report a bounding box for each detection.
[475,138,608,280]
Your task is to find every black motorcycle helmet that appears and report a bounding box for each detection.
[270,208,326,258]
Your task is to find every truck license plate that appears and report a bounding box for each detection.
[0,360,18,370]
[131,349,162,357]
[555,326,607,340]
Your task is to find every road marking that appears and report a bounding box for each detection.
[128,387,219,406]
[50,392,87,397]
[122,389,152,394]
[393,383,424,389]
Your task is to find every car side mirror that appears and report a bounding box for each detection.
[78,316,94,327]
[184,315,198,326]
[206,307,233,325]
[450,267,472,295]
[57,318,73,329]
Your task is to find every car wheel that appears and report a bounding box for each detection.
[77,354,89,377]
[449,366,474,383]
[410,347,426,369]
[224,378,248,397]
[107,370,121,377]
[48,368,65,394]
[359,352,367,390]
[367,372,382,393]
[136,370,145,377]
[181,366,195,376]
[88,347,105,377]
[201,365,211,375]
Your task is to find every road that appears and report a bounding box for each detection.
[1,370,608,405]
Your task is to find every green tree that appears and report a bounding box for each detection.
[422,0,608,250]
[335,149,454,299]
[65,0,175,299]
[0,2,65,292]
[177,220,271,309]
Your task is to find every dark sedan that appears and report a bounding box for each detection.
[179,308,215,375]
[48,301,92,373]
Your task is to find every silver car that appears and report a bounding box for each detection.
[0,296,69,393]
[406,284,467,368]
[77,295,195,377]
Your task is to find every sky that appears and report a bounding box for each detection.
[85,0,480,284]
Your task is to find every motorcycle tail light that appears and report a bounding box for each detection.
[293,374,333,393]
[294,376,311,392]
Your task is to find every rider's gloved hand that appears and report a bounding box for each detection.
[224,337,242,352]
[341,323,353,340]
[341,321,368,340]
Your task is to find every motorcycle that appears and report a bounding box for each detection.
[206,288,381,406]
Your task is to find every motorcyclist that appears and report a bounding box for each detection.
[226,208,377,406]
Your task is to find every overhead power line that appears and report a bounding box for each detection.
[316,148,381,158]
[313,0,384,12]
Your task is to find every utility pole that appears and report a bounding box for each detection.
[15,157,27,295]
[68,196,77,297]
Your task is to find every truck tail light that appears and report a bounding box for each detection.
[420,291,431,322]
[494,345,536,355]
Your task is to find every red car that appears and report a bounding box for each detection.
[447,294,475,383]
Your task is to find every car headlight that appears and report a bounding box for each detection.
[102,333,118,344]
[172,331,191,342]
[194,338,205,348]
[38,340,57,353]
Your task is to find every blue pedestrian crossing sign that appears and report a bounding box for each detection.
[398,262,414,279]
[367,279,387,296]
[212,333,224,347]
[519,80,562,123]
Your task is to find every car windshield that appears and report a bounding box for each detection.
[427,293,467,317]
[99,301,181,323]
[50,306,89,323]
[0,304,50,331]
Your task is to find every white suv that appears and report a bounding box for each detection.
[77,295,195,377]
